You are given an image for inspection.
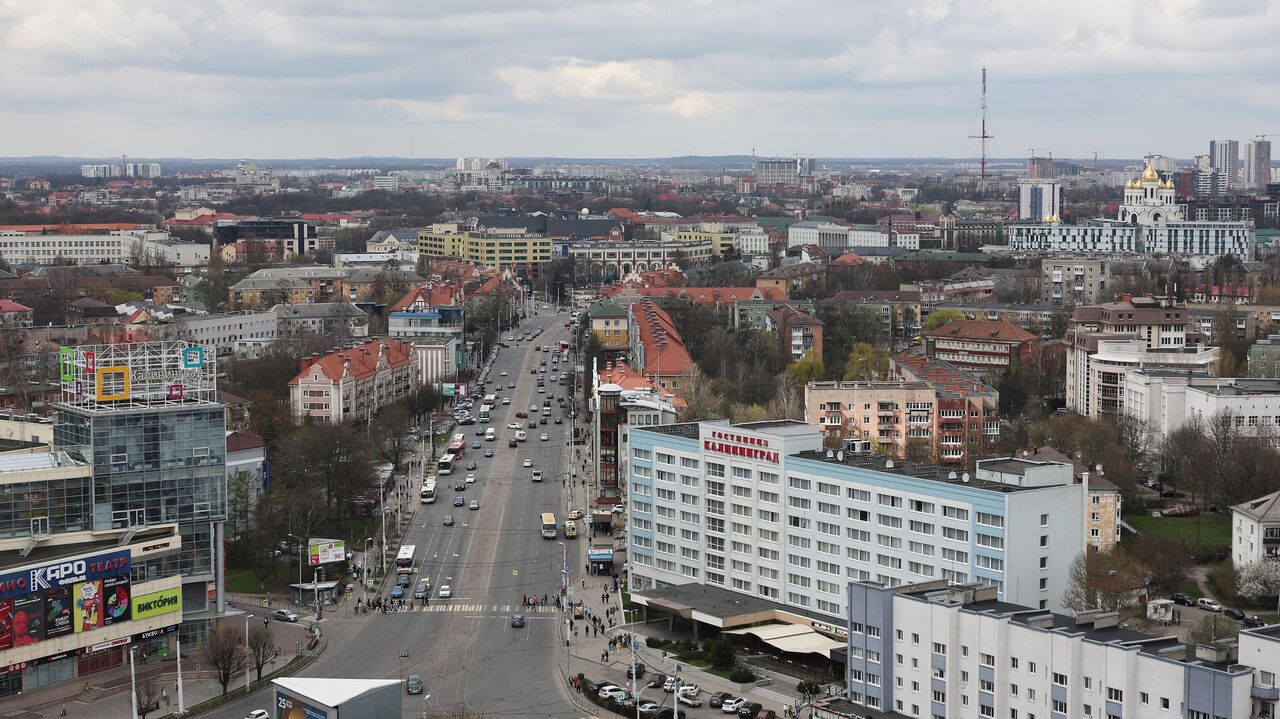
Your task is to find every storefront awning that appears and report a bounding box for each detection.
[726,623,812,641]
[727,623,844,658]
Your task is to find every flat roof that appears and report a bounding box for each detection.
[635,582,848,628]
[273,677,400,707]
[793,450,1038,493]
[0,525,178,571]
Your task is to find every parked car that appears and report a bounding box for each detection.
[626,663,646,678]
[654,709,686,719]
[587,681,610,695]
[663,676,679,692]
[1198,597,1222,612]
[677,693,702,707]
[754,711,778,719]
[637,701,662,717]
[647,674,669,689]
[272,609,299,622]
[600,686,629,701]
[737,702,763,718]
[1172,592,1196,606]
[1244,616,1267,628]
[406,674,423,694]
[709,692,734,708]
[678,684,700,697]
[1223,608,1246,620]
[245,711,270,719]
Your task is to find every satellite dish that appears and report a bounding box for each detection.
[1022,450,1028,458]
[961,472,970,483]
[837,450,844,462]
[826,449,834,458]
[1095,463,1103,472]
[885,460,894,470]
[948,471,957,480]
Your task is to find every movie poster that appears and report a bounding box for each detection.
[44,587,73,639]
[12,594,43,646]
[73,580,102,633]
[102,576,130,626]
[0,598,12,650]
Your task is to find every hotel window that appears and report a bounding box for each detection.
[942,505,968,520]
[847,487,871,502]
[977,512,1004,528]
[878,493,903,508]
[706,462,725,478]
[758,471,779,484]
[788,476,811,490]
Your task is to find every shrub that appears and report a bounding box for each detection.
[645,636,667,649]
[729,668,756,683]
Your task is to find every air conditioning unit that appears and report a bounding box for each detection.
[843,439,872,455]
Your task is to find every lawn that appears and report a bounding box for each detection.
[1124,513,1231,555]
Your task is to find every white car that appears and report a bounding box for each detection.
[532,470,543,482]
[540,433,549,441]
[272,609,299,622]
[508,423,521,430]
[677,693,702,707]
[663,677,679,692]
[538,386,546,393]
[1198,597,1223,612]
[721,697,746,713]
[438,585,452,598]
[502,398,510,405]
[678,684,700,697]
[530,404,538,411]
[465,474,476,484]
[598,686,627,700]
[500,370,508,376]
[522,458,533,467]
[506,336,514,341]
[245,711,270,719]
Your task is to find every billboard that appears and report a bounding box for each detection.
[0,548,131,601]
[12,594,43,646]
[0,599,11,650]
[102,576,131,626]
[44,587,73,639]
[74,580,103,633]
[59,342,217,407]
[307,540,345,567]
[132,588,181,621]
[276,691,330,719]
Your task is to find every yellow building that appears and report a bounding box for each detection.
[589,301,630,350]
[418,223,552,267]
[674,230,738,258]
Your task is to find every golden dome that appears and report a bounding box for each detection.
[1124,179,1134,189]
[1163,178,1175,190]
[1141,164,1160,182]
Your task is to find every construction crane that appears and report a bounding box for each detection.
[1256,133,1275,140]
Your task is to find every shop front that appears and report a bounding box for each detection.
[587,548,614,576]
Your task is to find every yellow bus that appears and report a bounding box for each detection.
[540,512,557,539]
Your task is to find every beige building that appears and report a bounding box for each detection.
[1040,256,1175,305]
[417,223,552,266]
[1025,446,1122,551]
[289,338,418,423]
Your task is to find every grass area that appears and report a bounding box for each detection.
[224,562,313,598]
[1124,513,1230,555]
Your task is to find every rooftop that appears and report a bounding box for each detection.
[793,450,1040,493]
[1232,489,1280,523]
[891,356,997,398]
[271,677,401,708]
[926,318,1037,343]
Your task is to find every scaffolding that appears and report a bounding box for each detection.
[57,341,219,411]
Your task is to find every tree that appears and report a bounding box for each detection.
[786,350,826,385]
[677,368,725,422]
[203,626,247,695]
[1060,551,1146,614]
[248,625,281,682]
[1189,613,1239,644]
[135,677,162,718]
[370,403,415,469]
[843,343,888,381]
[1236,559,1280,603]
[797,680,822,706]
[922,308,964,331]
[703,637,736,670]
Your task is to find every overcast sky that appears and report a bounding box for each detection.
[2,0,1277,160]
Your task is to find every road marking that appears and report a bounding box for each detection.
[752,687,794,705]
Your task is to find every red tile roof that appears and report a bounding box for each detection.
[390,282,464,312]
[0,223,145,233]
[926,319,1037,343]
[226,431,266,452]
[289,338,415,385]
[630,300,695,376]
[831,253,868,266]
[0,300,33,313]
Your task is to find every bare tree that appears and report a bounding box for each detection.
[1189,614,1239,644]
[203,626,247,695]
[1060,551,1147,614]
[135,677,162,719]
[370,403,415,469]
[248,626,281,682]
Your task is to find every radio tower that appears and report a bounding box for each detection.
[969,66,994,195]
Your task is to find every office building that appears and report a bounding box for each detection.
[212,218,320,258]
[1245,139,1272,191]
[289,338,417,423]
[80,162,161,179]
[417,224,552,267]
[753,156,815,185]
[1211,138,1240,187]
[627,420,1085,626]
[1144,154,1179,174]
[842,580,1280,719]
[51,341,226,647]
[0,229,206,267]
[923,319,1039,380]
[1231,489,1280,565]
[1018,181,1063,222]
[1066,295,1219,417]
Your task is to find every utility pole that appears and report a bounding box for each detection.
[969,66,993,195]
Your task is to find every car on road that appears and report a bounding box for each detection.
[475,427,485,436]
[457,417,475,425]
[406,674,423,694]
[538,386,545,392]
[663,677,680,692]
[540,432,549,441]
[396,573,412,587]
[598,686,627,700]
[637,701,661,716]
[1198,597,1222,612]
[453,496,465,506]
[465,474,476,483]
[508,439,517,448]
[508,423,521,429]
[528,420,538,429]
[510,614,525,627]
[677,693,702,707]
[539,417,547,425]
[654,709,686,719]
[454,481,465,492]
[506,337,514,342]
[1224,607,1246,620]
[469,499,479,510]
[1244,616,1266,628]
[530,404,538,411]
[438,584,452,598]
[484,448,494,457]
[414,580,431,600]
[626,663,646,678]
[554,416,563,424]
[737,702,763,718]
[467,460,478,470]
[471,440,481,449]
[246,711,270,719]
[709,692,733,708]
[531,470,543,482]
[389,585,404,599]
[523,458,533,467]
[515,411,527,418]
[721,698,746,713]
[1172,592,1196,606]
[272,609,299,622]
[501,397,510,405]
[508,382,515,389]
[647,674,668,689]
[500,370,508,376]
[566,508,585,520]
[678,684,700,697]
[443,514,454,526]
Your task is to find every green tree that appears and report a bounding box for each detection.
[923,308,964,331]
[843,342,888,381]
[703,638,736,670]
[786,350,826,385]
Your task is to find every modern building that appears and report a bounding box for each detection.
[1245,139,1273,192]
[0,229,207,267]
[753,156,815,185]
[417,223,552,267]
[1066,295,1219,417]
[212,218,321,258]
[1211,138,1240,187]
[1008,164,1255,259]
[80,162,161,178]
[923,319,1039,380]
[1018,181,1063,222]
[289,338,418,423]
[806,357,999,466]
[147,310,279,356]
[628,300,695,393]
[1231,489,1280,565]
[51,341,227,646]
[1124,371,1280,442]
[842,579,1280,719]
[589,302,631,351]
[627,420,1085,621]
[765,304,824,363]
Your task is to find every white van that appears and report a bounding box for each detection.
[484,427,496,441]
[532,470,543,482]
[515,430,527,442]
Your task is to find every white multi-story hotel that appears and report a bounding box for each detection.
[627,420,1086,624]
[1008,164,1255,260]
[841,580,1280,719]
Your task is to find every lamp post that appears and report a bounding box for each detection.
[287,533,305,606]
[129,645,138,719]
[243,613,253,691]
[558,540,570,686]
[361,536,374,604]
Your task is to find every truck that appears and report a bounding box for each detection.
[515,430,526,442]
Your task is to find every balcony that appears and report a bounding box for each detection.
[1252,684,1280,700]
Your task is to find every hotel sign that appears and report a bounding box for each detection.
[703,429,779,464]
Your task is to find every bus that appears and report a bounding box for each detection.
[436,454,456,475]
[420,478,437,503]
[445,434,465,458]
[396,545,416,573]
[482,394,497,408]
[477,404,493,423]
[559,340,569,352]
[540,513,558,539]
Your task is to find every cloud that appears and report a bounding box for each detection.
[667,92,717,121]
[375,96,498,123]
[497,59,667,102]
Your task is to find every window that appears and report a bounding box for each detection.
[909,520,935,534]
[633,448,651,460]
[879,515,903,529]
[789,497,811,510]
[788,476,810,490]
[976,511,1003,527]
[942,505,968,520]
[980,679,994,692]
[758,490,779,504]
[1160,698,1170,710]
[1107,688,1122,702]
[848,487,871,502]
[1028,661,1036,674]
[878,535,902,549]
[817,481,839,496]
[656,452,674,465]
[909,541,934,556]
[980,653,995,667]
[878,493,903,508]
[1010,657,1019,670]
[1053,700,1068,714]
[706,462,725,478]
[681,457,699,469]
[1053,673,1067,687]
[732,466,752,480]
[818,502,840,515]
[942,547,968,563]
[732,485,752,498]
[1040,513,1049,527]
[975,555,1003,572]
[759,471,779,484]
[976,533,1004,549]
[932,642,946,655]
[1139,692,1149,705]
[910,499,934,514]
[942,526,968,542]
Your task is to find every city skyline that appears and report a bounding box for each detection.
[2,0,1277,159]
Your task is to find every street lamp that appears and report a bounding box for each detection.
[243,613,254,691]
[558,540,570,687]
[287,533,305,607]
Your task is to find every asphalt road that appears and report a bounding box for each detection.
[212,309,583,718]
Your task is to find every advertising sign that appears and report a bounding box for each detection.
[307,540,345,567]
[44,587,73,639]
[132,588,181,621]
[0,599,11,651]
[74,580,103,633]
[102,576,131,626]
[12,594,43,646]
[0,548,131,601]
[276,692,330,719]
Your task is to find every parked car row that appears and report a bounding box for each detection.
[1171,593,1266,626]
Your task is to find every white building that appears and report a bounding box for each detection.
[1124,372,1280,441]
[80,162,161,178]
[411,335,462,386]
[844,580,1279,719]
[1211,138,1240,187]
[161,310,279,356]
[1018,181,1063,222]
[753,157,814,185]
[788,221,853,249]
[1068,338,1219,418]
[787,222,917,251]
[737,227,771,258]
[627,420,1085,621]
[1231,490,1280,565]
[0,229,206,267]
[371,174,401,191]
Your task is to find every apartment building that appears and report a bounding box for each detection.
[842,580,1279,719]
[1040,256,1176,306]
[1124,371,1280,441]
[806,357,999,466]
[1024,446,1122,552]
[417,223,552,267]
[923,319,1039,380]
[671,229,738,258]
[935,302,1062,336]
[626,420,1085,628]
[628,300,696,393]
[568,237,712,274]
[273,303,370,338]
[228,277,317,310]
[589,302,631,351]
[289,338,418,423]
[1231,490,1280,565]
[0,229,207,267]
[1066,295,1219,417]
[766,304,824,362]
[827,291,923,339]
[594,360,679,498]
[154,310,279,356]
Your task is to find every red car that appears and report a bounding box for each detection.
[515,411,527,418]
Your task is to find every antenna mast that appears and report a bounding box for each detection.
[969,66,994,195]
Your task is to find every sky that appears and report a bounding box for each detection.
[1,0,1278,160]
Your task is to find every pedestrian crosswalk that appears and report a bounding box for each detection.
[405,603,560,613]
